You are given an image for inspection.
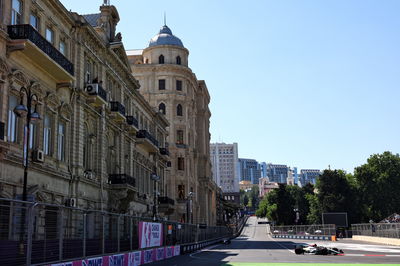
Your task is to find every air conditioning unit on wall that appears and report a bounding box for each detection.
[85,84,99,95]
[32,149,44,162]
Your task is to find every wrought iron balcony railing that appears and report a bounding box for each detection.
[158,196,175,205]
[136,130,159,147]
[109,101,126,116]
[126,116,139,128]
[159,147,169,156]
[8,24,74,76]
[108,174,135,187]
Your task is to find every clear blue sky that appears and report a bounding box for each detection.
[60,0,400,173]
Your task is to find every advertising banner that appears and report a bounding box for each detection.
[156,247,165,261]
[128,251,142,266]
[142,249,154,264]
[139,222,163,248]
[165,246,174,258]
[174,245,180,256]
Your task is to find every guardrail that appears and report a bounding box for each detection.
[270,224,336,236]
[0,197,235,266]
[352,223,400,238]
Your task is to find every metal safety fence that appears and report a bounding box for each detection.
[351,223,400,238]
[0,197,234,266]
[270,224,336,236]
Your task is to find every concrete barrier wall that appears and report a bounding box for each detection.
[352,235,400,246]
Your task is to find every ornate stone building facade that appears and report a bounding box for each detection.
[0,1,169,218]
[127,25,217,225]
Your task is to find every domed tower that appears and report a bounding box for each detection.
[127,25,214,225]
[142,25,189,67]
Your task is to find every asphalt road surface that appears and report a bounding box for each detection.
[149,216,400,265]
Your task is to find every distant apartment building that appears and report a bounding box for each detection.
[288,167,299,185]
[259,177,279,198]
[238,158,262,184]
[300,169,321,185]
[266,164,288,184]
[210,143,239,192]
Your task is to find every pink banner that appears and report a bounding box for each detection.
[50,245,181,266]
[138,222,163,248]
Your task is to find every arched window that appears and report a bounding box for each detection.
[57,121,66,161]
[176,56,181,65]
[158,54,164,64]
[7,95,18,143]
[176,104,183,116]
[158,103,166,115]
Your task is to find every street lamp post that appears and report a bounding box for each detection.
[14,86,41,202]
[150,173,160,221]
[14,86,40,253]
[187,191,193,224]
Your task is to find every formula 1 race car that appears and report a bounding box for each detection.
[294,243,344,255]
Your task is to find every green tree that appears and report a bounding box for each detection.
[354,151,400,222]
[312,169,361,224]
[243,194,249,207]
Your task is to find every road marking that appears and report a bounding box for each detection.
[189,244,222,259]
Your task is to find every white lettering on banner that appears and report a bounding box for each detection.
[109,254,124,266]
[84,257,103,266]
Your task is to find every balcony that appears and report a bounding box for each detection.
[159,147,169,156]
[85,83,107,107]
[176,143,187,149]
[7,24,74,81]
[136,130,158,153]
[109,101,126,123]
[126,115,139,134]
[108,174,136,189]
[158,196,175,215]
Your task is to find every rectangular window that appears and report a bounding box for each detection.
[11,0,22,25]
[59,40,66,56]
[176,80,182,91]
[29,123,36,149]
[57,122,65,161]
[46,28,54,44]
[43,114,51,155]
[176,130,184,144]
[7,95,18,142]
[158,79,165,90]
[29,13,39,30]
[178,157,184,170]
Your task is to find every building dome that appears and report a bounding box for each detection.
[148,25,184,48]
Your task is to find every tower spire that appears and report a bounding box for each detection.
[164,12,166,26]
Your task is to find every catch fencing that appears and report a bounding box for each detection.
[270,224,336,236]
[0,197,234,266]
[352,223,400,239]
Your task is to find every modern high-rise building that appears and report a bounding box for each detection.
[300,169,321,185]
[238,158,262,184]
[210,143,239,193]
[260,162,268,178]
[266,164,288,184]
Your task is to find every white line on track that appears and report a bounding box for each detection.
[189,244,222,259]
[269,236,295,254]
